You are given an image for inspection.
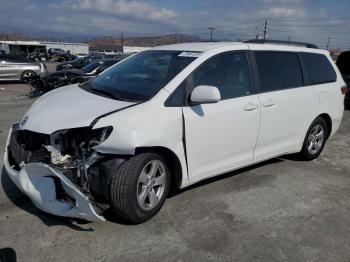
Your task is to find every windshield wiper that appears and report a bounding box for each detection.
[91,87,118,100]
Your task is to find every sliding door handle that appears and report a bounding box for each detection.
[244,103,259,111]
[263,99,275,107]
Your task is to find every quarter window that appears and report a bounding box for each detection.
[191,52,251,100]
[255,52,303,92]
[301,53,337,84]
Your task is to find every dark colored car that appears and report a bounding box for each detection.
[48,48,66,56]
[336,51,350,108]
[56,55,102,71]
[30,59,120,96]
[27,48,48,62]
[48,48,76,62]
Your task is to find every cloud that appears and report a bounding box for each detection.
[0,0,349,49]
[259,7,305,18]
[262,0,303,4]
[25,4,39,12]
[54,16,67,23]
[54,0,177,22]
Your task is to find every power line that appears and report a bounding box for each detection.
[269,24,350,29]
[263,19,268,40]
[326,37,331,50]
[270,17,350,22]
[208,27,215,41]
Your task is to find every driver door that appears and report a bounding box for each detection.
[182,51,261,181]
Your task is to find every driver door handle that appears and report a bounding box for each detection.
[263,99,276,107]
[244,103,259,111]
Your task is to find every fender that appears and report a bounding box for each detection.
[92,89,190,188]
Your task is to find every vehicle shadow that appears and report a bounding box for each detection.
[1,167,94,231]
[168,158,283,198]
[2,158,286,227]
[0,80,21,84]
[0,247,17,262]
[1,157,288,227]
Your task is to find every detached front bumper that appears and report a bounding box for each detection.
[3,124,105,222]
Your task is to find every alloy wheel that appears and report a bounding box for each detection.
[307,124,325,155]
[137,160,167,211]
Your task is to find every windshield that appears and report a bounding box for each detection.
[90,50,198,102]
[82,60,104,73]
[70,57,84,64]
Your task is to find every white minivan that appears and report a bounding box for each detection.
[4,41,346,223]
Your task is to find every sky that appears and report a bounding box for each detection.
[1,0,350,49]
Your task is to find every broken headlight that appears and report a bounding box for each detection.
[45,126,113,168]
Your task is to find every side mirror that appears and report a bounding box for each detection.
[190,85,221,105]
[95,67,104,74]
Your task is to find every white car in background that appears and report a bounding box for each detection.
[0,58,47,81]
[4,41,346,223]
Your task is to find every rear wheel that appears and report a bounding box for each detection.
[21,70,36,83]
[110,153,171,223]
[299,117,328,160]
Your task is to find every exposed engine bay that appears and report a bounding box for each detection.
[7,124,119,220]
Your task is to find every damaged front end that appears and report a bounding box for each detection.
[4,123,116,222]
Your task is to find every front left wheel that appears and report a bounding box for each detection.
[21,70,36,83]
[110,153,171,223]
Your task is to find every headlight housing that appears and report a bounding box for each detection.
[47,126,113,166]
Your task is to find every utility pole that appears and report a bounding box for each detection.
[263,19,268,40]
[326,37,331,50]
[208,27,215,41]
[121,32,124,53]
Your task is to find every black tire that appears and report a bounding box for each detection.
[110,153,171,223]
[299,117,328,160]
[21,70,36,83]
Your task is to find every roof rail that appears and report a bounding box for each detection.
[244,39,318,49]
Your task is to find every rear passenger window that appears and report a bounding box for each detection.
[191,52,251,100]
[301,53,337,84]
[255,52,303,92]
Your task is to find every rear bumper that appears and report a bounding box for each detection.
[3,124,105,222]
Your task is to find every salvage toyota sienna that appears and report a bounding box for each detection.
[4,41,346,223]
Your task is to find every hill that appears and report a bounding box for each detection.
[89,34,201,47]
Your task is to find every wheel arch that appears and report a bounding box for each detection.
[135,146,183,191]
[317,113,332,139]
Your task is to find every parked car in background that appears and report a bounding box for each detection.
[48,48,76,62]
[30,59,121,95]
[4,41,345,223]
[56,55,101,71]
[336,51,350,107]
[48,48,66,57]
[0,57,47,82]
[27,47,48,62]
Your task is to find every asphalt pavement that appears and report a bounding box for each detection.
[0,81,349,262]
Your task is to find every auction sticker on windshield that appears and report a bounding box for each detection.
[178,51,202,58]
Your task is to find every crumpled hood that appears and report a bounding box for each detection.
[20,84,135,134]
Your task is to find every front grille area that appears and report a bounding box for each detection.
[8,125,50,169]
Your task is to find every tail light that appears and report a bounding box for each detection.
[341,85,348,95]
